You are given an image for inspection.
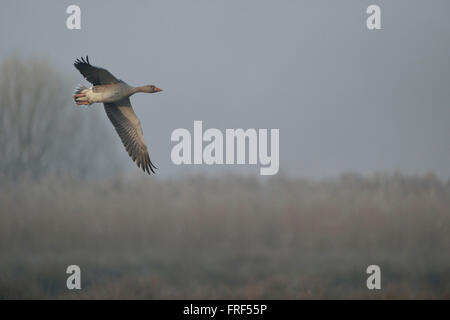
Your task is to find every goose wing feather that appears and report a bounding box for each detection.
[104,98,157,174]
[74,56,120,85]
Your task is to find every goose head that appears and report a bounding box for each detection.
[137,85,163,93]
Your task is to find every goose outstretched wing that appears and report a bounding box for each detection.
[74,56,120,85]
[104,98,157,174]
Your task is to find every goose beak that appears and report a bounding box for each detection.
[154,87,162,92]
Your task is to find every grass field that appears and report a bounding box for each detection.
[0,173,449,299]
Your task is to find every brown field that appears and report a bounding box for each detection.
[0,173,449,299]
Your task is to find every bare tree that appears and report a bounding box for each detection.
[0,56,122,179]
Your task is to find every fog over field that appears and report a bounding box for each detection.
[1,174,449,299]
[1,0,450,299]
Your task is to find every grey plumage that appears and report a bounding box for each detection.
[104,98,156,174]
[73,56,159,174]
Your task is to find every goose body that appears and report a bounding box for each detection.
[74,82,135,105]
[73,56,162,174]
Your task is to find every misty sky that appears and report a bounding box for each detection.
[1,0,449,178]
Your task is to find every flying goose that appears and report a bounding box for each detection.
[73,56,162,174]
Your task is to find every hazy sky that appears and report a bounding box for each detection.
[1,0,449,178]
